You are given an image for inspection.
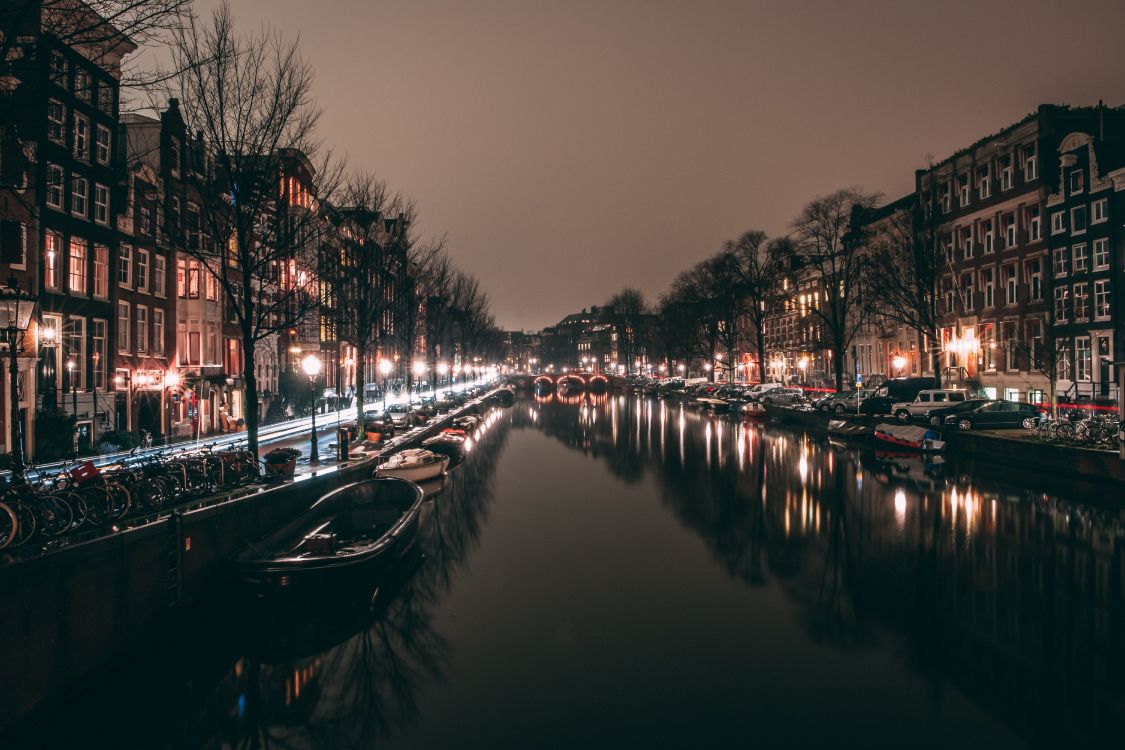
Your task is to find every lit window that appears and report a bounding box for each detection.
[69,237,87,294]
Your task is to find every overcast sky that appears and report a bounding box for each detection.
[190,0,1125,331]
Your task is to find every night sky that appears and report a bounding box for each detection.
[187,0,1125,330]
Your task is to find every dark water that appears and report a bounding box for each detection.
[9,394,1125,748]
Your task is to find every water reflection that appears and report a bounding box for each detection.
[515,394,1125,746]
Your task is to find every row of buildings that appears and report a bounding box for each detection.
[509,104,1125,405]
[1,4,420,459]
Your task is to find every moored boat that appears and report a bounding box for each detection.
[375,448,451,481]
[827,419,874,441]
[234,477,424,599]
[421,431,467,465]
[739,402,767,420]
[873,422,945,452]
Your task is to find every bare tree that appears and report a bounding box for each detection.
[727,231,786,385]
[786,188,880,391]
[1012,309,1070,417]
[859,195,946,386]
[168,3,342,456]
[325,173,408,434]
[602,287,649,373]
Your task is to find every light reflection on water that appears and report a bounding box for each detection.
[13,394,1124,749]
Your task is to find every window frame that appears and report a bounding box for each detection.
[93,243,108,299]
[93,183,109,225]
[47,99,66,144]
[68,236,87,295]
[46,163,64,209]
[117,301,131,353]
[95,124,111,165]
[1070,205,1087,235]
[1091,198,1108,224]
[1092,238,1109,271]
[70,174,88,218]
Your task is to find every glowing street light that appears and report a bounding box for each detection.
[301,354,322,464]
[892,354,907,376]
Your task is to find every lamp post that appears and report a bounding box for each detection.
[302,354,321,464]
[91,351,99,444]
[0,279,38,481]
[165,371,181,439]
[379,359,392,409]
[437,361,449,393]
[412,360,426,398]
[66,357,77,417]
[892,354,907,378]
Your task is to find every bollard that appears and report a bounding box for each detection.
[337,426,350,463]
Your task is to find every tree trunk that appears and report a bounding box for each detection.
[929,326,943,388]
[756,326,766,386]
[1049,377,1058,419]
[242,329,259,459]
[834,340,845,393]
[355,341,367,434]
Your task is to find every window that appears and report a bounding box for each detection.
[97,84,113,115]
[962,273,975,311]
[118,245,131,287]
[170,197,181,236]
[1004,265,1018,305]
[981,220,994,254]
[169,137,181,175]
[206,324,218,365]
[205,270,218,301]
[0,220,26,267]
[136,306,148,354]
[1072,244,1087,273]
[187,260,200,298]
[1024,143,1038,180]
[958,174,970,207]
[1094,279,1110,320]
[1071,205,1087,234]
[943,277,955,313]
[71,175,88,217]
[93,244,108,298]
[1054,286,1069,322]
[153,309,165,356]
[135,248,149,292]
[1091,198,1107,224]
[978,165,991,199]
[1051,211,1065,234]
[177,322,188,365]
[47,99,66,143]
[1073,282,1089,321]
[91,319,106,389]
[1075,337,1092,381]
[1028,258,1043,302]
[176,259,186,298]
[1053,247,1068,278]
[1069,169,1084,195]
[1000,156,1013,190]
[74,69,91,102]
[46,164,64,209]
[1003,213,1016,249]
[95,125,110,165]
[49,51,68,85]
[1093,238,1109,270]
[153,254,167,297]
[187,203,200,251]
[960,227,972,258]
[93,183,109,224]
[68,237,87,294]
[117,302,130,352]
[982,268,995,307]
[63,316,86,391]
[72,114,89,161]
[1003,321,1018,370]
[45,231,62,289]
[1027,206,1041,242]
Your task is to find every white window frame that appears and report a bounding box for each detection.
[1051,211,1065,234]
[1003,215,1016,249]
[72,113,89,161]
[46,164,64,209]
[1004,265,1018,305]
[1054,287,1069,323]
[117,301,131,353]
[1053,247,1067,278]
[1072,243,1088,273]
[1024,147,1038,180]
[45,231,62,289]
[982,268,995,308]
[93,243,108,298]
[153,254,167,298]
[981,221,994,254]
[1092,238,1109,271]
[1071,205,1087,235]
[153,309,165,356]
[978,166,991,199]
[68,237,87,295]
[71,175,88,218]
[47,99,66,144]
[1000,164,1013,191]
[1075,336,1092,381]
[1073,282,1089,321]
[1091,198,1108,224]
[95,125,111,165]
[93,183,109,225]
[1027,206,1041,242]
[135,248,149,293]
[91,319,107,389]
[1028,259,1043,302]
[63,316,86,391]
[1069,169,1084,195]
[136,305,148,354]
[118,245,131,288]
[1093,279,1110,321]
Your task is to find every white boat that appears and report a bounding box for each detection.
[374,448,450,482]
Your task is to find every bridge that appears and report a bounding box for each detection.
[508,372,622,391]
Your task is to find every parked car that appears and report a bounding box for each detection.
[891,389,969,420]
[746,382,786,401]
[943,401,1044,431]
[760,386,806,405]
[387,403,416,428]
[815,389,874,413]
[860,377,939,415]
[924,398,995,427]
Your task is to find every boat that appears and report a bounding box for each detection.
[375,448,451,481]
[495,388,516,406]
[762,402,828,429]
[234,477,424,599]
[739,402,767,420]
[827,419,874,441]
[696,397,730,414]
[452,415,480,431]
[421,431,467,465]
[873,422,945,452]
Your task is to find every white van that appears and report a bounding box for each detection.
[892,389,967,420]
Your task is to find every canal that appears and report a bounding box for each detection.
[6,393,1124,748]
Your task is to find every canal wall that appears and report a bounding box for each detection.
[942,430,1125,484]
[0,393,497,731]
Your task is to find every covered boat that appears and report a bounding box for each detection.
[740,402,767,420]
[421,431,467,465]
[696,397,730,414]
[234,477,424,599]
[873,422,945,452]
[375,448,450,481]
[827,419,874,441]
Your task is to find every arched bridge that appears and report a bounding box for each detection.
[508,373,622,392]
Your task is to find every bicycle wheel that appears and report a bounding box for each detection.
[131,480,165,512]
[79,486,112,526]
[37,493,76,536]
[0,502,18,550]
[7,500,37,546]
[105,482,131,519]
[1053,422,1076,441]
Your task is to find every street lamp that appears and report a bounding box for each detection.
[165,371,180,438]
[676,363,685,375]
[892,354,907,377]
[0,279,38,481]
[379,358,392,409]
[302,354,321,464]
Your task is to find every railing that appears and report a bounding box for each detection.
[1061,379,1118,403]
